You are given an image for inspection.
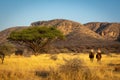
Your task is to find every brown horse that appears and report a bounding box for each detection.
[0,52,5,64]
[89,49,95,62]
[96,49,102,62]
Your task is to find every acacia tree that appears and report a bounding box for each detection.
[8,27,64,55]
[0,42,16,63]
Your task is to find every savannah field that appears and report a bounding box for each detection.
[0,53,120,80]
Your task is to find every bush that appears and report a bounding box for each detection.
[59,58,85,72]
[0,42,16,56]
[58,58,92,80]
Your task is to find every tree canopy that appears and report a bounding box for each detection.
[0,42,16,56]
[8,26,64,55]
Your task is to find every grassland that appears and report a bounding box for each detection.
[0,53,120,80]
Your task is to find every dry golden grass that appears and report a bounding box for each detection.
[0,53,120,80]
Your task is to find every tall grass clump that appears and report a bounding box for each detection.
[58,58,92,80]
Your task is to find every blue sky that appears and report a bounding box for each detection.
[0,0,120,31]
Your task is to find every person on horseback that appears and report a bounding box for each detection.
[89,49,95,62]
[96,48,102,62]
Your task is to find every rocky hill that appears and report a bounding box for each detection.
[31,19,120,52]
[31,19,104,45]
[84,22,120,41]
[0,19,120,53]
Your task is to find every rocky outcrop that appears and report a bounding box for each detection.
[84,22,120,41]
